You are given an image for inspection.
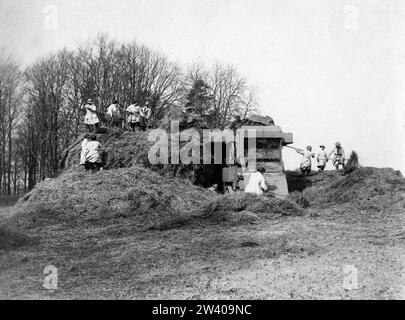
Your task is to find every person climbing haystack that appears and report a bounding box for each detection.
[329,142,345,170]
[84,134,103,173]
[343,151,359,175]
[79,133,91,168]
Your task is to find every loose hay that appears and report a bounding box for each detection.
[8,166,211,231]
[60,131,223,187]
[200,193,303,222]
[287,191,310,208]
[154,193,303,230]
[303,167,405,211]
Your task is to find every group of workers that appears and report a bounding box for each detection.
[79,98,153,172]
[241,142,346,196]
[295,142,346,175]
[82,99,152,132]
[80,102,346,184]
[231,142,346,196]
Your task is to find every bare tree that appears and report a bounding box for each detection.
[4,35,258,191]
[239,87,259,119]
[0,50,23,194]
[184,62,256,129]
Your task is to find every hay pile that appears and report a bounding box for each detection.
[60,131,223,188]
[153,192,304,230]
[60,131,152,170]
[9,166,211,231]
[287,191,310,208]
[5,164,306,234]
[198,193,303,221]
[303,167,405,211]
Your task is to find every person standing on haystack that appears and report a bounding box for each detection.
[140,101,152,131]
[84,134,103,173]
[106,100,122,128]
[329,142,346,170]
[316,145,328,171]
[126,102,141,132]
[82,99,100,132]
[244,167,268,196]
[79,133,91,168]
[295,146,315,175]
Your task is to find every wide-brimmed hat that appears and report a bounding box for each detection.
[319,145,325,148]
[335,142,341,147]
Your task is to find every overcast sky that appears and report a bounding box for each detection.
[1,0,404,173]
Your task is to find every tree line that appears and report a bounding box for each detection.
[0,34,258,195]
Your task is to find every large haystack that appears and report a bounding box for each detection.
[6,164,306,235]
[10,166,212,231]
[60,131,223,188]
[60,131,151,170]
[302,167,405,211]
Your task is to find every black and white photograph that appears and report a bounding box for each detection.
[0,0,404,304]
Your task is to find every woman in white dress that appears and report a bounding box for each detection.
[296,146,315,175]
[126,103,141,132]
[82,99,100,132]
[244,167,268,195]
[79,133,90,167]
[316,145,328,171]
[84,134,102,173]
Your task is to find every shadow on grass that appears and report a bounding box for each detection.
[0,226,37,251]
[0,195,22,208]
[286,171,313,192]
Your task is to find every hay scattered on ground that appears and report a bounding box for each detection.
[198,193,303,221]
[153,192,304,230]
[287,191,310,208]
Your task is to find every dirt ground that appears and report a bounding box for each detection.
[0,199,404,299]
[0,168,404,300]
